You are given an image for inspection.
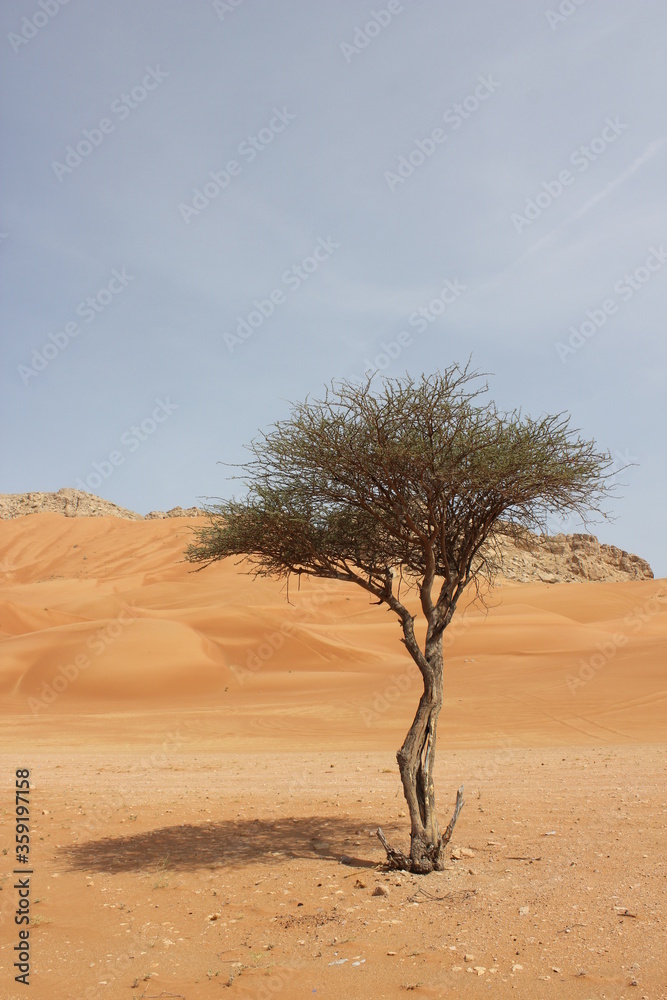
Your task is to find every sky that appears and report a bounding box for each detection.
[1,0,665,576]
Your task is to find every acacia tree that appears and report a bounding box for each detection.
[186,363,613,873]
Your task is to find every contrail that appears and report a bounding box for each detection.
[477,137,666,294]
[520,137,666,262]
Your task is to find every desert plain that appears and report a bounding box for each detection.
[0,505,666,999]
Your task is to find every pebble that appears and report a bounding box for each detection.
[451,846,477,859]
[372,885,389,897]
[512,963,523,972]
[464,953,475,963]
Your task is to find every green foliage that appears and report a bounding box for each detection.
[186,363,613,620]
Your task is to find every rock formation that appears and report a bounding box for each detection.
[0,488,653,582]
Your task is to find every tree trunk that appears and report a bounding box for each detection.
[377,633,465,873]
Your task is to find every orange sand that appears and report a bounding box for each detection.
[0,514,665,998]
[0,513,665,748]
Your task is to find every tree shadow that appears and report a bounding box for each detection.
[59,816,406,874]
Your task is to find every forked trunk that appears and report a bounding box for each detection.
[377,634,464,873]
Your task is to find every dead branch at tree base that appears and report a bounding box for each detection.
[376,785,466,873]
[376,827,411,870]
[440,785,465,850]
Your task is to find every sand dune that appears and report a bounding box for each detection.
[0,512,665,747]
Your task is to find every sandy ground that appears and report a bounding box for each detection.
[0,514,666,998]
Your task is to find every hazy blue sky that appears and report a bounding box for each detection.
[2,0,665,574]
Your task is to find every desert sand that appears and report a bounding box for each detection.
[0,512,666,998]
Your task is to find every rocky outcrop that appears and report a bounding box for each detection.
[0,488,144,521]
[0,488,207,522]
[145,506,206,519]
[0,489,653,582]
[491,531,653,583]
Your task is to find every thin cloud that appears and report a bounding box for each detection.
[523,137,666,260]
[480,138,667,292]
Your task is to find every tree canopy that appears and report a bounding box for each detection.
[187,363,612,605]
